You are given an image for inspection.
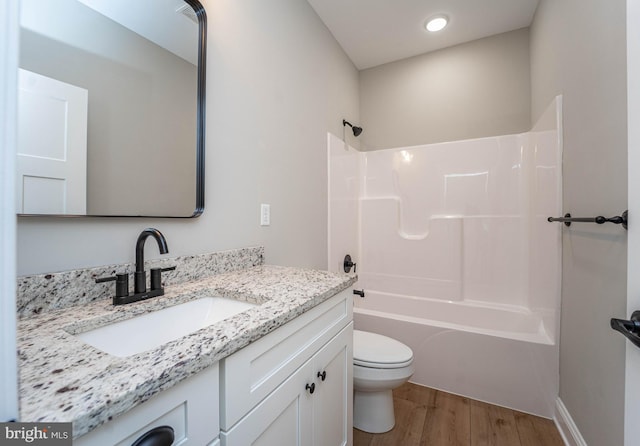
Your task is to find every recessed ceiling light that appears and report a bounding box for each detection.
[425,15,448,32]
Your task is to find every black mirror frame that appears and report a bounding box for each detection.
[18,0,207,219]
[189,0,207,218]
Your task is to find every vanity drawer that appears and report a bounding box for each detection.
[75,364,219,446]
[220,289,352,429]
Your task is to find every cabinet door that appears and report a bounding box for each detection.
[220,290,351,430]
[313,323,353,446]
[221,360,314,446]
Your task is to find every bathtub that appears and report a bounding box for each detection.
[353,291,558,418]
[328,98,563,419]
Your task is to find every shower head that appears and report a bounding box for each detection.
[343,119,363,137]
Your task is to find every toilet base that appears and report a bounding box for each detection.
[353,389,395,433]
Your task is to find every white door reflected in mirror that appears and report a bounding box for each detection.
[16,69,87,215]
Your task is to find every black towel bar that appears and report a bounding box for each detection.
[547,210,628,229]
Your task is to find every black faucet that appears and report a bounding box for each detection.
[135,228,169,294]
[95,228,175,305]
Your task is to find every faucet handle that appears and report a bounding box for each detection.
[95,273,129,298]
[95,275,116,283]
[343,254,357,273]
[150,266,176,291]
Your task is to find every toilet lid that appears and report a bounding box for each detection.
[353,330,413,369]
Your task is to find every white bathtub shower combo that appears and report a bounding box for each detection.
[329,97,562,418]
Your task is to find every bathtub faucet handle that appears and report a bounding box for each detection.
[343,254,357,273]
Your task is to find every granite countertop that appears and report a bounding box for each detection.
[17,265,356,438]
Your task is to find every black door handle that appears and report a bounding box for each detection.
[306,382,316,394]
[610,311,640,348]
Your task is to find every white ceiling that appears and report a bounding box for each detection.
[307,0,540,70]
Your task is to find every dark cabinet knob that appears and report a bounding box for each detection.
[317,371,327,381]
[305,382,316,394]
[131,425,174,446]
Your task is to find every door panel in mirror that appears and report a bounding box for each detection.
[17,0,206,217]
[17,69,88,215]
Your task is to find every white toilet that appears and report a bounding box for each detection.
[353,329,414,433]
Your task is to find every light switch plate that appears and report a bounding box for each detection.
[260,204,270,226]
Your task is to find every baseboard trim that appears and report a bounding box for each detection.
[554,397,587,446]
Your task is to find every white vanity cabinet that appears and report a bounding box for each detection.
[73,288,353,446]
[74,364,220,446]
[220,290,353,446]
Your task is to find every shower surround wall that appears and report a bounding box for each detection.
[328,97,562,417]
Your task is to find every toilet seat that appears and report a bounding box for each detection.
[354,330,413,369]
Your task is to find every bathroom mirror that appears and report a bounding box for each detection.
[16,0,206,217]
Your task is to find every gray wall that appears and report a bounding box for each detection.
[16,0,359,275]
[359,28,531,150]
[530,1,627,444]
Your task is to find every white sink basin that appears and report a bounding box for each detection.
[75,297,256,357]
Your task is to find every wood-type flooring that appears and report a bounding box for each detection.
[353,382,565,446]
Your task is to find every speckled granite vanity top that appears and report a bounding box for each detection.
[17,265,356,438]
